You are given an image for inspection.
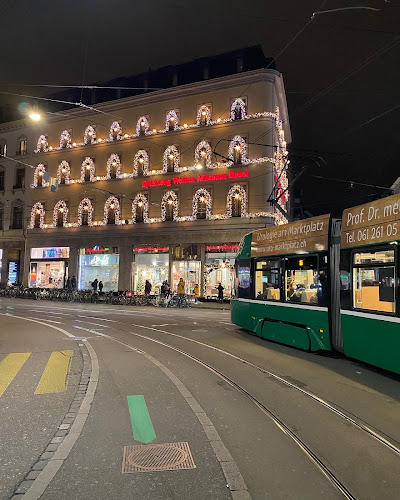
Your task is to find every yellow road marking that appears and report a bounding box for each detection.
[35,350,74,394]
[0,353,31,397]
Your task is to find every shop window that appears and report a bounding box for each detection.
[0,169,4,191]
[352,248,396,314]
[14,168,25,189]
[285,255,326,306]
[12,203,23,229]
[255,259,281,300]
[78,251,119,291]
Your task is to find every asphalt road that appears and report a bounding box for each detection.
[0,298,399,500]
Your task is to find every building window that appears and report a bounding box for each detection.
[17,138,27,155]
[0,170,4,191]
[232,192,242,217]
[15,168,25,189]
[352,248,396,314]
[165,199,173,221]
[34,209,41,228]
[0,140,7,157]
[136,203,144,223]
[197,196,207,219]
[12,204,23,229]
[108,203,116,224]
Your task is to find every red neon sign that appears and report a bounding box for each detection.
[206,244,239,252]
[173,177,195,185]
[229,170,249,179]
[134,246,169,253]
[197,173,227,182]
[142,179,171,189]
[142,169,249,188]
[86,246,109,253]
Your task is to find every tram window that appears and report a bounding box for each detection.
[352,249,396,314]
[237,260,251,298]
[285,255,324,305]
[255,259,281,301]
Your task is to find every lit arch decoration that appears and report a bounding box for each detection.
[60,130,72,148]
[133,150,150,176]
[195,140,212,167]
[84,125,96,145]
[166,110,179,131]
[196,105,211,126]
[81,157,95,182]
[106,154,122,179]
[162,145,180,173]
[161,191,179,221]
[228,135,248,164]
[53,199,69,227]
[29,202,45,229]
[132,193,149,223]
[36,135,48,152]
[226,185,248,218]
[136,116,150,136]
[192,188,212,219]
[57,161,70,185]
[33,164,48,187]
[230,98,247,120]
[109,121,122,141]
[78,197,94,226]
[103,196,121,225]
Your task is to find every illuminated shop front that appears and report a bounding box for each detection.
[133,246,169,294]
[205,244,238,298]
[172,244,201,295]
[29,247,70,288]
[78,246,119,291]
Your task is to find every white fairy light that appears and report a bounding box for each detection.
[230,98,247,120]
[136,116,150,136]
[57,160,70,185]
[226,185,247,218]
[35,134,48,152]
[132,193,149,223]
[29,202,45,228]
[32,163,49,188]
[192,188,212,219]
[53,200,69,227]
[161,191,178,221]
[81,157,95,182]
[196,105,211,126]
[195,140,212,167]
[60,130,72,149]
[166,110,179,131]
[133,150,150,176]
[106,154,122,179]
[228,135,248,164]
[109,121,122,141]
[78,198,94,226]
[103,196,121,225]
[84,125,96,144]
[162,145,180,173]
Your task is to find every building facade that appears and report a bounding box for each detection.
[0,59,291,297]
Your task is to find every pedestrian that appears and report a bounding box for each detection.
[217,282,224,302]
[71,275,76,289]
[193,284,200,304]
[177,277,185,296]
[145,280,152,295]
[66,277,72,291]
[92,278,98,291]
[98,280,104,295]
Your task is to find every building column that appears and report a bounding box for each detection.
[68,247,79,282]
[118,245,132,291]
[1,247,7,285]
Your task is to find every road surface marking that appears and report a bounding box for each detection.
[151,323,178,327]
[0,353,31,397]
[127,395,156,444]
[77,315,117,322]
[28,317,64,325]
[73,325,107,336]
[75,319,109,328]
[34,350,73,394]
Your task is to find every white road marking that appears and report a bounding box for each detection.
[77,315,117,322]
[73,325,107,337]
[151,323,179,327]
[74,319,109,328]
[28,317,64,325]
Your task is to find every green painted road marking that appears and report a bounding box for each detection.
[0,353,31,397]
[127,395,156,444]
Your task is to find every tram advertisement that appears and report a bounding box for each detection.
[341,193,400,248]
[251,214,330,257]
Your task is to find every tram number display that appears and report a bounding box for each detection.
[342,193,400,248]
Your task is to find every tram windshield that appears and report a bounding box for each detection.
[352,249,396,313]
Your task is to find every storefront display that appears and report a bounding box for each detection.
[29,247,70,288]
[133,246,169,294]
[172,244,201,294]
[78,247,119,291]
[205,244,238,298]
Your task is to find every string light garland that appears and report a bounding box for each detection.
[226,184,247,217]
[57,160,70,185]
[230,98,247,120]
[103,196,121,225]
[195,140,212,167]
[106,153,121,179]
[35,134,48,152]
[161,191,179,221]
[81,157,95,182]
[196,105,211,126]
[133,150,150,176]
[29,202,45,228]
[136,116,150,136]
[192,188,212,220]
[60,130,72,148]
[166,110,179,131]
[53,199,69,227]
[162,145,180,173]
[32,163,48,188]
[109,121,122,141]
[77,197,94,226]
[84,125,96,144]
[132,193,149,223]
[228,135,248,164]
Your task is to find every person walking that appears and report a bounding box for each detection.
[98,280,104,295]
[92,278,98,291]
[145,280,152,295]
[71,275,76,290]
[217,282,224,302]
[177,277,185,296]
[193,284,200,304]
[66,277,72,291]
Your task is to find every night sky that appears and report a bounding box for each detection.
[1,0,399,218]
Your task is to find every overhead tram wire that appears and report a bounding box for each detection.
[0,84,164,91]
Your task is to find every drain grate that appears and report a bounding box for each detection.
[122,442,195,473]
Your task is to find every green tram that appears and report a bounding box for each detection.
[231,193,400,375]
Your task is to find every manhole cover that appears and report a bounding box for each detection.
[122,442,195,473]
